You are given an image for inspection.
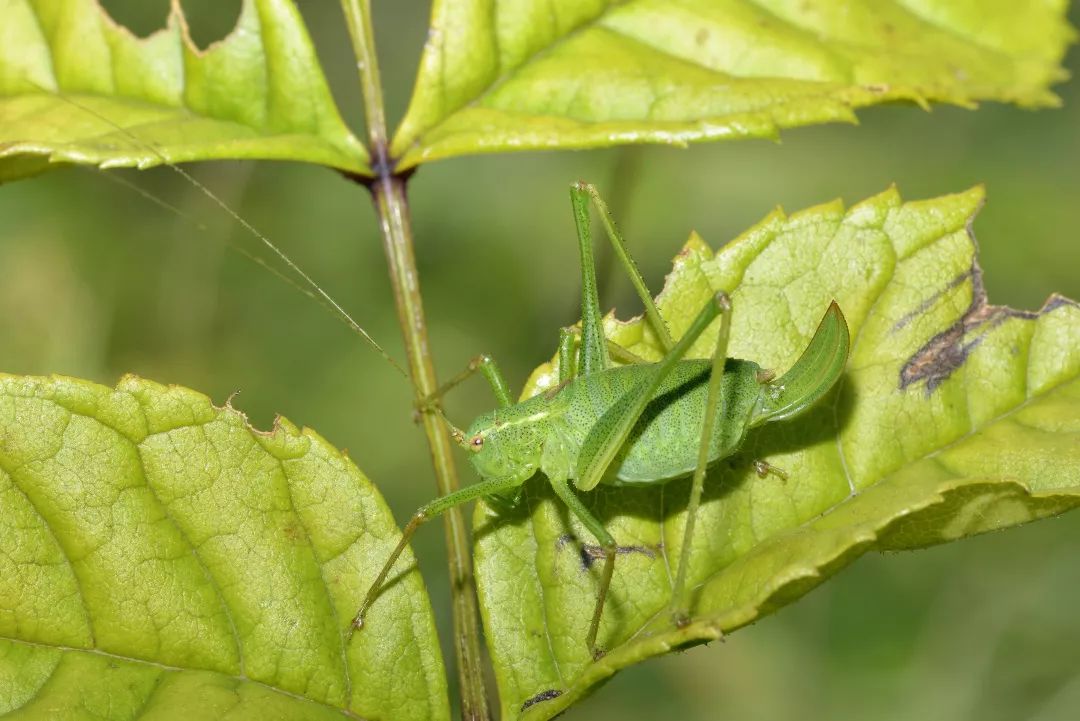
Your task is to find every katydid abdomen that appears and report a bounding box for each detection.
[558,359,766,486]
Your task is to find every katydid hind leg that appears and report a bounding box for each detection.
[570,183,611,376]
[671,292,733,624]
[566,291,730,654]
[569,180,676,378]
[578,182,675,352]
[574,291,730,494]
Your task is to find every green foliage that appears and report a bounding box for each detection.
[391,0,1073,167]
[0,0,368,181]
[0,374,448,721]
[2,1,1072,177]
[476,187,1080,718]
[0,1,1077,719]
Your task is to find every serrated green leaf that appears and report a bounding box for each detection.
[0,374,448,721]
[391,1,1073,168]
[472,187,1080,719]
[0,0,368,180]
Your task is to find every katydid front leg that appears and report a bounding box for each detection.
[411,353,515,444]
[351,469,530,635]
[571,182,675,353]
[352,348,551,636]
[416,353,514,413]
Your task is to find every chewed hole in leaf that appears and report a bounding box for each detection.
[0,0,369,177]
[98,0,169,38]
[179,0,243,49]
[101,0,245,49]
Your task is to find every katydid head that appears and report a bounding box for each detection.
[461,402,550,484]
[752,301,850,426]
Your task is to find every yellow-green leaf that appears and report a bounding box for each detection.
[472,187,1080,718]
[0,374,448,721]
[392,1,1073,168]
[0,0,368,180]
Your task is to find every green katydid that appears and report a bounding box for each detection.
[353,182,850,657]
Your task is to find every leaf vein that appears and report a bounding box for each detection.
[27,5,59,92]
[0,411,96,647]
[127,667,168,721]
[152,424,248,674]
[271,455,354,710]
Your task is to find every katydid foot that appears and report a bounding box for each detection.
[753,459,789,481]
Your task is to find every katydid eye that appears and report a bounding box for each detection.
[470,435,484,452]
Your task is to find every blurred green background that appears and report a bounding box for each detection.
[3,2,1080,719]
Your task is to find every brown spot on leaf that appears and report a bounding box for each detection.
[899,262,1038,393]
[522,689,563,711]
[557,534,660,570]
[891,270,972,333]
[586,543,656,568]
[695,28,709,46]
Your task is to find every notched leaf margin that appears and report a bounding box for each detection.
[0,0,369,177]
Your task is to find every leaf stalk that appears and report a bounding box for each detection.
[341,1,491,718]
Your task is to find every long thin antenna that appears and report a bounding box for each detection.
[96,170,209,232]
[96,169,397,351]
[36,83,412,384]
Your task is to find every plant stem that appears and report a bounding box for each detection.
[370,175,491,721]
[341,2,491,719]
